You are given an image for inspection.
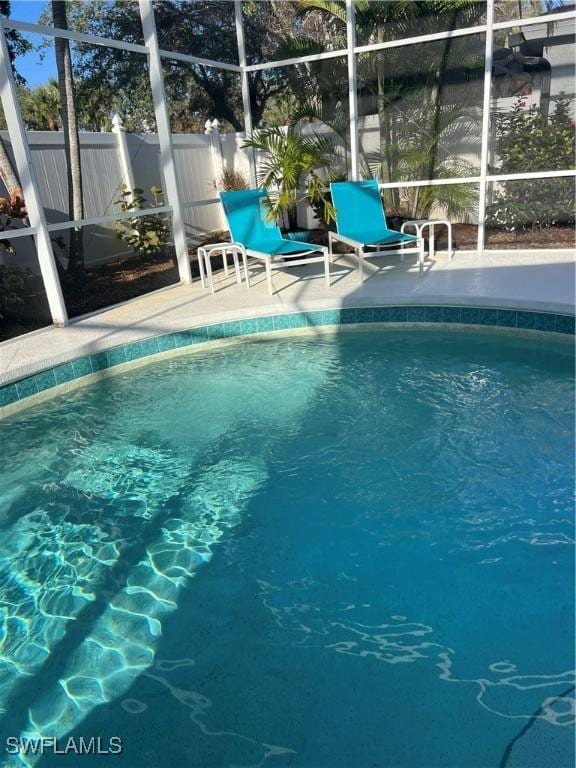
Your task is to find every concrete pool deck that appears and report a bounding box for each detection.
[1,249,575,385]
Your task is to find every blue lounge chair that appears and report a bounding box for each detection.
[329,180,424,280]
[220,189,330,295]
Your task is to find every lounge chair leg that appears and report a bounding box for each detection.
[205,250,215,294]
[242,250,250,288]
[265,259,273,295]
[418,238,425,274]
[198,247,206,289]
[233,248,243,284]
[358,247,364,282]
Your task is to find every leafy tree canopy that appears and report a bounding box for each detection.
[29,0,329,133]
[19,79,60,130]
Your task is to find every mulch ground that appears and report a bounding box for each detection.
[485,226,575,248]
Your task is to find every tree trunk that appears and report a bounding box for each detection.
[411,186,420,219]
[424,12,457,189]
[0,135,20,196]
[52,0,84,276]
[376,24,386,178]
[189,70,244,133]
[376,25,399,212]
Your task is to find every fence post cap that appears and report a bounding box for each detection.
[111,112,125,132]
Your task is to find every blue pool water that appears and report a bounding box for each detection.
[0,329,574,767]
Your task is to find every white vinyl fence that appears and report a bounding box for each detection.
[0,107,503,271]
[0,125,256,269]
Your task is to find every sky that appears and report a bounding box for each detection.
[10,0,44,21]
[6,0,574,89]
[8,1,56,87]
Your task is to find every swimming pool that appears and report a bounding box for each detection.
[0,328,574,767]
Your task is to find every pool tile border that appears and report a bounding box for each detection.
[1,305,573,412]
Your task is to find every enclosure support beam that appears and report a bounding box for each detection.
[112,112,137,200]
[139,0,192,284]
[0,26,68,326]
[346,0,360,181]
[206,120,225,191]
[477,0,495,254]
[234,0,257,187]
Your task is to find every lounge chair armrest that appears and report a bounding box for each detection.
[329,231,362,249]
[201,242,246,258]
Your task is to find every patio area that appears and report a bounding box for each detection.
[2,247,574,385]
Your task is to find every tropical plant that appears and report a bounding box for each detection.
[242,127,338,228]
[252,52,350,197]
[382,183,477,224]
[0,170,31,320]
[115,185,171,258]
[20,80,60,130]
[0,189,27,222]
[0,263,32,319]
[293,0,485,219]
[0,188,28,241]
[0,126,30,324]
[359,29,483,219]
[486,94,576,232]
[52,0,84,276]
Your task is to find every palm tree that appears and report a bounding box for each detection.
[52,0,84,276]
[293,0,484,218]
[295,0,414,191]
[242,126,338,229]
[20,80,60,130]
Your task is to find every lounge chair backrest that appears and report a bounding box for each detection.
[220,189,282,248]
[330,180,387,235]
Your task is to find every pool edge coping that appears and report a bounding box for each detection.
[1,304,574,417]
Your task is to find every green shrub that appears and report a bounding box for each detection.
[0,264,33,319]
[115,185,171,258]
[487,94,575,232]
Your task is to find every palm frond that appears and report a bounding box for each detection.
[295,0,347,25]
[275,36,326,60]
